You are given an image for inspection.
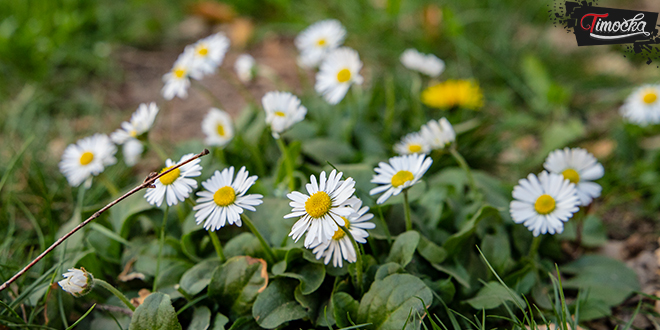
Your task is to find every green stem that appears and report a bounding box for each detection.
[97,173,120,196]
[209,231,226,263]
[241,213,276,265]
[146,140,168,162]
[94,279,136,312]
[449,147,478,195]
[340,225,363,292]
[214,147,227,166]
[276,138,295,191]
[528,236,542,259]
[383,74,396,139]
[375,204,392,245]
[410,72,424,127]
[403,190,413,231]
[153,205,169,292]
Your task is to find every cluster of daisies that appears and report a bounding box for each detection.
[394,117,456,155]
[620,84,660,126]
[509,148,604,236]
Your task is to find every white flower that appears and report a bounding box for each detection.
[285,170,356,248]
[620,84,660,126]
[110,102,159,144]
[394,132,430,155]
[369,154,433,204]
[509,171,581,237]
[59,134,117,187]
[235,54,256,83]
[295,19,346,68]
[202,108,234,147]
[193,166,263,231]
[262,91,307,138]
[400,48,445,77]
[144,153,202,207]
[315,47,363,105]
[58,268,93,297]
[122,139,144,167]
[420,118,455,150]
[311,197,375,267]
[189,33,231,75]
[543,147,604,206]
[161,50,203,100]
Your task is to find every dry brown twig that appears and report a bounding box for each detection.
[0,149,210,292]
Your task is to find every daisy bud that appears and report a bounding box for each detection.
[58,268,94,297]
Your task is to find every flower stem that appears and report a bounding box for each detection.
[403,190,413,231]
[375,204,393,245]
[214,147,227,166]
[410,72,425,127]
[146,140,168,162]
[276,137,295,191]
[97,173,120,196]
[94,279,136,312]
[449,147,478,195]
[340,224,363,293]
[241,213,276,265]
[153,205,169,292]
[528,236,542,259]
[209,231,226,263]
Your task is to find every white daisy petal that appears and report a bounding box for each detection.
[59,134,117,187]
[620,84,660,126]
[202,108,234,147]
[262,91,307,138]
[315,47,363,105]
[370,154,432,205]
[400,48,445,77]
[143,154,202,207]
[543,147,604,206]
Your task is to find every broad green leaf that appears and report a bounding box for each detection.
[224,233,264,259]
[332,292,359,328]
[248,198,295,246]
[561,255,640,307]
[129,293,182,330]
[108,193,159,238]
[294,285,320,321]
[208,256,268,319]
[480,231,512,275]
[557,215,607,248]
[465,281,525,310]
[189,307,211,330]
[272,248,325,295]
[416,235,447,265]
[87,230,121,263]
[386,231,420,267]
[424,278,455,304]
[155,259,194,289]
[374,262,404,281]
[443,205,499,255]
[357,274,433,330]
[302,138,357,164]
[211,313,229,330]
[252,278,307,329]
[180,259,221,296]
[227,316,260,330]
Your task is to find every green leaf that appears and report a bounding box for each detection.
[272,248,325,295]
[374,262,404,281]
[480,231,512,275]
[465,281,525,310]
[557,215,607,248]
[357,274,433,330]
[561,255,640,307]
[180,259,221,296]
[129,293,182,330]
[416,235,447,265]
[332,292,359,328]
[302,138,357,164]
[189,307,211,330]
[386,231,420,267]
[227,316,260,330]
[208,256,268,319]
[211,313,229,330]
[252,278,307,329]
[248,198,296,246]
[224,233,264,259]
[443,205,499,255]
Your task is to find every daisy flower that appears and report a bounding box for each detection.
[543,147,604,206]
[510,171,580,237]
[620,84,660,126]
[144,153,202,207]
[161,50,202,100]
[394,132,430,155]
[285,170,356,248]
[193,166,263,231]
[421,79,483,110]
[110,102,159,144]
[58,268,94,297]
[295,19,346,68]
[202,108,234,147]
[189,33,231,75]
[59,134,117,187]
[420,118,455,150]
[235,54,256,83]
[400,48,445,78]
[369,154,433,205]
[311,197,375,267]
[315,47,363,105]
[262,91,307,139]
[122,139,144,167]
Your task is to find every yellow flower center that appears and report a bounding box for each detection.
[159,165,181,185]
[305,191,332,218]
[561,168,580,184]
[274,111,286,117]
[213,186,236,207]
[216,124,226,137]
[331,217,351,240]
[129,130,137,138]
[336,68,351,83]
[421,80,483,110]
[173,68,186,79]
[317,38,327,46]
[391,170,414,188]
[534,194,556,215]
[643,92,657,104]
[79,152,94,165]
[408,144,422,153]
[196,45,208,56]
